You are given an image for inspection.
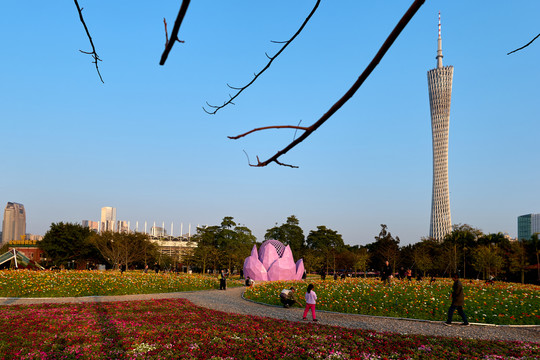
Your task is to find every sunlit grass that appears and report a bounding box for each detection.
[244,277,540,325]
[0,270,243,297]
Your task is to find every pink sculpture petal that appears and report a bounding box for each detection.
[249,244,258,258]
[243,255,268,281]
[259,242,280,270]
[294,259,305,280]
[267,247,296,281]
[243,240,303,282]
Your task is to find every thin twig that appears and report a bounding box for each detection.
[228,125,309,140]
[204,0,321,114]
[164,18,169,47]
[160,0,191,65]
[73,0,103,83]
[232,0,426,167]
[293,120,302,141]
[507,33,540,55]
[164,18,185,48]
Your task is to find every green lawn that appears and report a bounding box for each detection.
[0,270,243,297]
[245,277,540,325]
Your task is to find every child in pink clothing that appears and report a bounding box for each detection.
[302,284,318,321]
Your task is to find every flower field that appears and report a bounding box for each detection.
[0,270,243,297]
[244,278,540,325]
[0,298,538,359]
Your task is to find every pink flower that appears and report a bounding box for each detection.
[243,240,304,281]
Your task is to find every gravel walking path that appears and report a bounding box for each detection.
[2,287,538,343]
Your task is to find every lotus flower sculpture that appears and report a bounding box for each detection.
[243,239,304,281]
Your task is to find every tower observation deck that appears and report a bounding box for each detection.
[427,13,453,241]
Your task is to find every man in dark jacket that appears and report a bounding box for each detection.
[444,273,469,326]
[381,261,392,285]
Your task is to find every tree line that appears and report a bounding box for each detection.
[189,217,539,285]
[25,218,540,284]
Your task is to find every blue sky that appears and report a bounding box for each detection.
[1,1,539,245]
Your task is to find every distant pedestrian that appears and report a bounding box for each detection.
[302,284,318,322]
[143,264,149,273]
[406,269,412,281]
[381,261,392,285]
[444,273,469,326]
[218,270,227,290]
[154,262,160,274]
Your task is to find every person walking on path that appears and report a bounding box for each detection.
[218,270,227,290]
[445,273,469,326]
[302,284,318,322]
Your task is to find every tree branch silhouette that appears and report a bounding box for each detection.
[230,0,426,168]
[160,0,191,66]
[73,0,103,83]
[203,0,321,115]
[228,125,309,140]
[507,33,540,55]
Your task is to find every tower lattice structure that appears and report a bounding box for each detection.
[427,13,452,241]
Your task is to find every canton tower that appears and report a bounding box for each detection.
[427,12,453,241]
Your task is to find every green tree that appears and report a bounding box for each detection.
[90,231,158,269]
[190,217,256,274]
[443,224,483,276]
[39,222,103,267]
[347,245,371,277]
[265,215,305,255]
[472,245,504,280]
[367,224,400,274]
[505,240,529,283]
[306,225,344,274]
[412,240,437,277]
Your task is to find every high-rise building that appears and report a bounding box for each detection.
[100,207,117,232]
[427,13,453,241]
[517,214,540,240]
[117,220,129,233]
[1,202,26,244]
[82,220,99,232]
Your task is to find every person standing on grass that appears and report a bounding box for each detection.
[444,273,470,326]
[302,284,318,322]
[218,270,227,290]
[381,260,392,285]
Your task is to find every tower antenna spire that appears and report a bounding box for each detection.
[436,11,443,68]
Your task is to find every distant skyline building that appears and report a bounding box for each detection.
[517,213,540,240]
[100,206,117,232]
[428,13,453,241]
[82,220,99,232]
[117,220,129,233]
[1,202,26,244]
[151,226,167,237]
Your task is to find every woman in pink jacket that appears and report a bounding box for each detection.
[302,284,318,322]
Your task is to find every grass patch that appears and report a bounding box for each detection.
[244,278,540,325]
[0,270,243,297]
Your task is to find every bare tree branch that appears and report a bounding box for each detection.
[73,0,103,83]
[228,125,309,140]
[164,18,185,48]
[231,0,426,168]
[507,33,540,55]
[164,18,169,47]
[160,0,191,65]
[204,0,321,114]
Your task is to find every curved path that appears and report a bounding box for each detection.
[1,287,538,343]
